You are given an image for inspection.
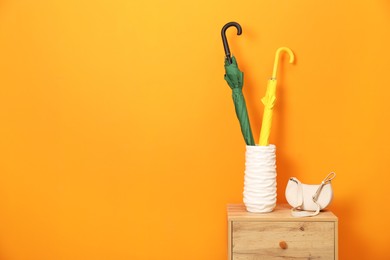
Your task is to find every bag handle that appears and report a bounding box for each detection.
[291,172,336,218]
[312,172,336,202]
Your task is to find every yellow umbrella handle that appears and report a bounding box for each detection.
[272,47,295,79]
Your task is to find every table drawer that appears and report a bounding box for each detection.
[232,221,335,259]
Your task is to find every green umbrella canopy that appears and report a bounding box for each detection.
[224,56,255,146]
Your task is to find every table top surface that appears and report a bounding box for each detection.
[228,204,338,222]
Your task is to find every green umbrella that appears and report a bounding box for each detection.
[222,22,255,146]
[224,56,255,146]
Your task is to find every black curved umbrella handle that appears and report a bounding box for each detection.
[221,22,242,64]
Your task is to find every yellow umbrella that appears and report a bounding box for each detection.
[258,47,295,146]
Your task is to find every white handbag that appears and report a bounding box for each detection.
[285,172,336,217]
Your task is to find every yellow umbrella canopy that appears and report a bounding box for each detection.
[258,47,295,146]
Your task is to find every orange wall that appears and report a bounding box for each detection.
[0,0,389,259]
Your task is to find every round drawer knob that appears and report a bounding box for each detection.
[279,241,288,249]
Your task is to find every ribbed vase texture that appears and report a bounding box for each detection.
[243,144,277,213]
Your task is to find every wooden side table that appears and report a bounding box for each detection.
[227,204,338,260]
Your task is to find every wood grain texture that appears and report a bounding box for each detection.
[227,204,338,260]
[233,221,334,259]
[228,204,337,222]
